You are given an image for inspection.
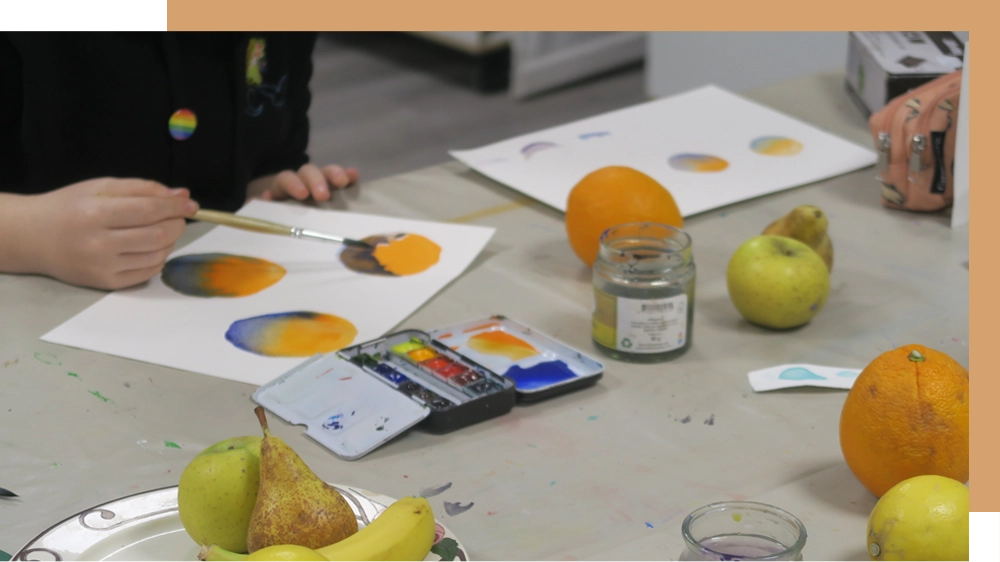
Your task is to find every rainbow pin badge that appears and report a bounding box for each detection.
[168,108,197,141]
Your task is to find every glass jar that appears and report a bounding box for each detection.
[591,222,695,362]
[679,501,808,561]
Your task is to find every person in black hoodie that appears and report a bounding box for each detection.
[0,32,358,290]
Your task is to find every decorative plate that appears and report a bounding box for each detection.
[12,484,469,561]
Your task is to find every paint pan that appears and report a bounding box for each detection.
[252,315,603,460]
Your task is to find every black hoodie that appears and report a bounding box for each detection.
[0,31,317,212]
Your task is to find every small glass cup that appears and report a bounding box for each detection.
[679,501,807,561]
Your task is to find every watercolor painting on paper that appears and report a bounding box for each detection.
[41,200,495,386]
[449,85,876,216]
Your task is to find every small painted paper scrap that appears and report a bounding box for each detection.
[748,364,861,392]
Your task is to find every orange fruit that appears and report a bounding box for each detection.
[839,344,969,498]
[565,166,683,267]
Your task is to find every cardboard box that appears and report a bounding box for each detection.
[845,32,964,116]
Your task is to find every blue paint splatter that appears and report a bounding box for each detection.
[550,481,556,486]
[521,142,558,159]
[778,367,825,381]
[323,414,344,431]
[579,131,611,140]
[588,415,599,421]
[504,360,577,390]
[645,522,654,528]
[837,370,861,378]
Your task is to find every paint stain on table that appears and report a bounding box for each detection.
[33,352,60,365]
[164,441,182,449]
[443,501,474,516]
[420,482,453,498]
[88,390,113,404]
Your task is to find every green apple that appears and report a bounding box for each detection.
[178,435,262,553]
[726,235,830,329]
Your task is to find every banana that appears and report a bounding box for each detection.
[199,544,329,562]
[199,497,436,562]
[317,497,435,561]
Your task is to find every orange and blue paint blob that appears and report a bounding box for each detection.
[339,233,441,276]
[225,311,357,357]
[162,253,285,297]
[466,331,539,361]
[750,136,803,156]
[168,109,197,140]
[668,153,729,173]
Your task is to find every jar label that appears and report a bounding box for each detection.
[593,290,688,353]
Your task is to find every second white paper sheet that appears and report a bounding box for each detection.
[42,201,496,386]
[450,85,877,216]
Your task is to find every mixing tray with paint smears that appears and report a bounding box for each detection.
[252,315,604,460]
[428,315,604,401]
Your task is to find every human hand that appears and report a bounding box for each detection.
[3,178,198,290]
[251,163,360,203]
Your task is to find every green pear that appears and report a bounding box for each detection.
[178,435,262,553]
[246,406,358,552]
[762,204,834,272]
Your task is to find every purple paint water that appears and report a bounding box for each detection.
[696,534,792,560]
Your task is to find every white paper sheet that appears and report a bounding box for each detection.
[748,364,862,392]
[42,200,495,386]
[450,85,878,216]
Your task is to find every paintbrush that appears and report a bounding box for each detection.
[192,209,373,249]
[0,486,18,498]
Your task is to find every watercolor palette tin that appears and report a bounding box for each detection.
[253,315,604,460]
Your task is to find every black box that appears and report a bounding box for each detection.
[845,31,965,117]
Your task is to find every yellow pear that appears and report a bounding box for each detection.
[246,407,358,553]
[762,205,833,271]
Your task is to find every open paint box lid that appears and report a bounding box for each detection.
[253,315,604,460]
[252,353,433,461]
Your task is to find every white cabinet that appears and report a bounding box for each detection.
[412,32,645,99]
[645,32,851,99]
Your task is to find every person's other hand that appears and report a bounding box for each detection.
[253,163,359,203]
[11,178,198,290]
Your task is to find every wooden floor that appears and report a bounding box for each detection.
[306,33,648,183]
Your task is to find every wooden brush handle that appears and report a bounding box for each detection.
[192,209,293,237]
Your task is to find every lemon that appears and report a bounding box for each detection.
[866,475,969,561]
